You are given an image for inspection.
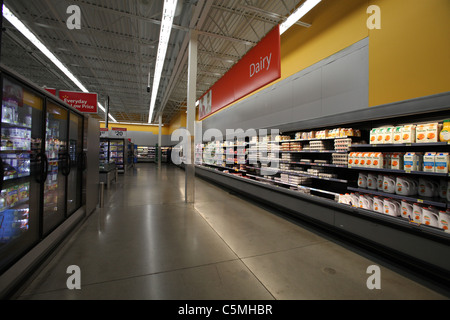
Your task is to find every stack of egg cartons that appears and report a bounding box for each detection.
[334,138,352,152]
[290,142,302,151]
[332,153,348,166]
[310,140,326,151]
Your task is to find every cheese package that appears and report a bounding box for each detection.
[435,153,449,174]
[402,125,416,143]
[423,152,436,172]
[393,126,403,144]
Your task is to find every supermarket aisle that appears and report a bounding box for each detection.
[13,164,448,300]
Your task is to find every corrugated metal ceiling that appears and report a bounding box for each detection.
[1,0,305,124]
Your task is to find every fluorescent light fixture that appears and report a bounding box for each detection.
[148,0,178,123]
[2,4,117,122]
[279,0,321,34]
[100,121,163,127]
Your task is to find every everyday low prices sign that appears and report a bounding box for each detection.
[59,90,98,114]
[199,25,281,120]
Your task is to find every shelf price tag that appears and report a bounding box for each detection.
[417,199,424,203]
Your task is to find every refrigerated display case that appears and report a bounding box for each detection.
[136,146,154,162]
[0,77,41,272]
[99,138,127,173]
[0,66,87,279]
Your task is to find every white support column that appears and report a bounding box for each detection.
[185,29,198,203]
[158,113,162,168]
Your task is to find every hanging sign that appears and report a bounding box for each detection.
[100,128,109,138]
[110,127,127,138]
[59,90,98,114]
[45,88,57,95]
[199,25,281,120]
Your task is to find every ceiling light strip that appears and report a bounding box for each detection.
[2,4,117,122]
[148,0,178,123]
[279,0,321,35]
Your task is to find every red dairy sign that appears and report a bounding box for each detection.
[59,90,98,114]
[199,25,281,120]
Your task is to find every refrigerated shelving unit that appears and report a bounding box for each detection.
[0,64,99,298]
[136,146,154,163]
[99,138,128,173]
[194,93,450,288]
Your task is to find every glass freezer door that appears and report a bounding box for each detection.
[67,112,83,216]
[42,102,68,235]
[0,77,42,271]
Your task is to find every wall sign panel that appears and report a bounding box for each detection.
[199,25,281,120]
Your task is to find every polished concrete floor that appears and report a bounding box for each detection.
[14,164,449,300]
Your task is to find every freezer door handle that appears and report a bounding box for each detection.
[61,152,71,176]
[36,153,48,184]
[82,151,87,171]
[0,160,4,191]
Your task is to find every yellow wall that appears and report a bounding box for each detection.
[368,0,450,106]
[281,0,368,81]
[101,123,170,135]
[200,0,450,120]
[168,110,187,134]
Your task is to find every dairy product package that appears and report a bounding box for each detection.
[435,152,449,174]
[404,152,423,171]
[423,152,436,172]
[416,123,441,143]
[402,125,416,143]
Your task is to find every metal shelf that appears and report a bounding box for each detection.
[348,187,449,209]
[347,166,450,178]
[351,142,450,148]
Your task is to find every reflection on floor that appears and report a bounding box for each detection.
[13,164,449,300]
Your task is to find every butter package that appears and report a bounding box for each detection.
[423,152,436,172]
[393,126,403,144]
[435,153,449,173]
[404,152,423,171]
[402,125,416,143]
